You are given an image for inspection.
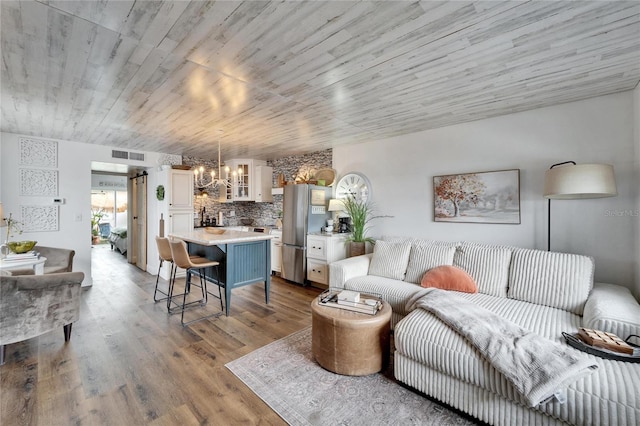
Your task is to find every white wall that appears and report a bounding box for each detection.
[0,132,165,286]
[633,84,640,298]
[334,91,638,297]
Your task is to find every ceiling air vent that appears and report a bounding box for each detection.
[129,152,145,161]
[112,150,128,159]
[110,150,145,161]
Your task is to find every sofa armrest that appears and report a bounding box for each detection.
[329,254,372,289]
[15,272,85,291]
[35,246,75,273]
[582,283,640,339]
[1,268,35,276]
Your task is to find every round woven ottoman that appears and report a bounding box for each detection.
[311,295,392,376]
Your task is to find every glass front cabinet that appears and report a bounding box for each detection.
[218,159,271,202]
[235,161,251,201]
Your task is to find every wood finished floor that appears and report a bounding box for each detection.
[0,244,322,425]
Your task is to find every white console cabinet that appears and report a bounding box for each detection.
[306,233,349,287]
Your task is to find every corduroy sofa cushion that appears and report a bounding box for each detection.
[404,243,457,284]
[368,240,411,281]
[453,243,512,298]
[508,248,594,315]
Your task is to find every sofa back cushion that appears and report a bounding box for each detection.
[453,243,512,297]
[404,243,457,284]
[508,248,594,315]
[368,240,412,281]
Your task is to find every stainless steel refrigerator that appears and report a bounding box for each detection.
[281,184,332,285]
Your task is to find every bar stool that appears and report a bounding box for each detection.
[154,237,175,305]
[169,239,223,326]
[155,237,203,312]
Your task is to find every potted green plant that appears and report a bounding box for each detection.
[340,196,378,257]
[90,209,105,244]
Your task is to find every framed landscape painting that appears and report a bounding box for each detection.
[433,169,520,224]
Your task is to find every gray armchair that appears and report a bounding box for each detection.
[0,271,84,365]
[34,246,75,274]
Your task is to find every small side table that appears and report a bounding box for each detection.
[311,295,392,376]
[0,256,47,275]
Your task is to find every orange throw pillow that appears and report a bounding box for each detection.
[420,265,478,293]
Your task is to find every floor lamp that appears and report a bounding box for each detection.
[543,162,617,251]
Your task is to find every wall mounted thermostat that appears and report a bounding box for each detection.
[53,198,65,204]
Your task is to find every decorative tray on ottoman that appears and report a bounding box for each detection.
[318,288,382,315]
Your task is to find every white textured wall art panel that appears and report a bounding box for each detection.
[21,205,59,232]
[20,169,58,196]
[19,137,58,168]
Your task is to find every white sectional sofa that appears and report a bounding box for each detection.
[329,238,640,426]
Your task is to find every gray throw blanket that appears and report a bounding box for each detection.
[407,289,598,407]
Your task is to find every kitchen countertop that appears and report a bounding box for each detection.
[169,229,273,245]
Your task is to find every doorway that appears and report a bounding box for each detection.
[90,172,129,255]
[90,163,148,274]
[90,189,128,247]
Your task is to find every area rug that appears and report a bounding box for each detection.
[226,327,477,425]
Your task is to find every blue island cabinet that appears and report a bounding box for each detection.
[186,238,271,316]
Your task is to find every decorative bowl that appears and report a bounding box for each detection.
[240,218,254,225]
[204,227,225,235]
[7,240,37,254]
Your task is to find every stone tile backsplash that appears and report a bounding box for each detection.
[183,149,332,227]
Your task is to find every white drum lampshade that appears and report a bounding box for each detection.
[328,199,345,212]
[543,162,617,251]
[544,163,617,199]
[328,199,345,221]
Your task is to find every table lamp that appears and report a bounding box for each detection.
[328,199,345,222]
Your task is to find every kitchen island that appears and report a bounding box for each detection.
[168,229,272,316]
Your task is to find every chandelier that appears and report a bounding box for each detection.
[193,130,234,190]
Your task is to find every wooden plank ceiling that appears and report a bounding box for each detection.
[1,1,639,160]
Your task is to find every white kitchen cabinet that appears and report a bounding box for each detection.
[306,233,349,287]
[158,168,194,279]
[218,159,272,202]
[307,259,328,284]
[167,211,193,234]
[232,159,252,201]
[271,230,282,274]
[168,169,194,210]
[254,165,273,202]
[159,169,195,230]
